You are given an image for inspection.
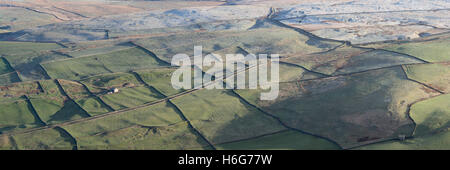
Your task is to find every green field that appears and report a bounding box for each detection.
[0,8,58,32]
[0,72,21,85]
[0,100,43,133]
[66,43,135,58]
[80,72,142,94]
[135,68,185,96]
[0,58,13,75]
[216,130,340,150]
[236,67,438,148]
[171,89,286,144]
[100,86,164,110]
[282,46,370,74]
[355,131,450,150]
[137,27,341,63]
[0,41,62,56]
[403,63,450,93]
[10,128,75,150]
[42,47,169,80]
[0,81,40,102]
[61,102,210,149]
[410,94,450,136]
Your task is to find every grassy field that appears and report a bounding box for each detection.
[216,130,340,150]
[281,46,424,76]
[403,63,450,93]
[235,67,438,148]
[0,100,42,133]
[61,102,211,149]
[0,81,40,102]
[66,42,135,58]
[171,89,286,144]
[100,86,164,110]
[10,128,75,150]
[57,79,110,116]
[73,122,210,150]
[0,72,21,85]
[78,72,164,110]
[410,94,450,136]
[135,68,184,96]
[80,72,142,94]
[29,80,90,124]
[0,7,59,32]
[0,41,62,56]
[0,58,13,75]
[4,52,70,81]
[383,38,450,62]
[355,131,450,150]
[331,50,424,75]
[42,47,169,80]
[137,27,341,63]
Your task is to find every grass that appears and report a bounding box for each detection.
[61,102,207,149]
[30,97,89,124]
[216,130,339,150]
[4,52,70,81]
[0,136,14,149]
[0,41,62,56]
[80,72,141,94]
[100,86,164,110]
[355,131,450,150]
[171,89,286,144]
[74,122,210,150]
[137,27,340,63]
[403,63,450,93]
[410,94,450,136]
[0,81,40,102]
[42,47,169,80]
[0,58,13,75]
[383,39,450,62]
[235,67,438,148]
[10,128,75,150]
[29,80,94,123]
[75,98,110,116]
[0,72,21,85]
[0,100,42,133]
[66,42,135,58]
[135,68,185,96]
[281,46,424,76]
[0,8,58,32]
[58,79,110,116]
[331,50,424,75]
